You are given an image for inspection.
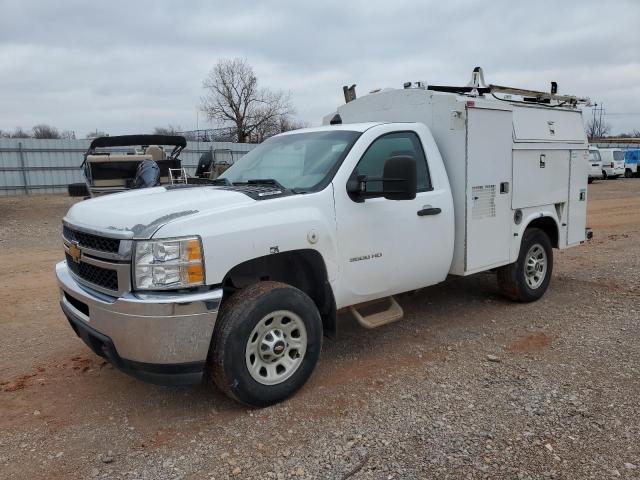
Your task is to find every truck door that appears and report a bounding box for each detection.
[333,127,453,308]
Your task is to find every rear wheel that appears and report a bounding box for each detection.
[208,281,322,407]
[625,169,633,178]
[497,228,553,302]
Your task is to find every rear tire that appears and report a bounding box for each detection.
[208,281,322,407]
[68,183,88,197]
[625,169,633,178]
[497,228,553,302]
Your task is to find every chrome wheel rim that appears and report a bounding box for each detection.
[524,244,547,289]
[245,310,307,385]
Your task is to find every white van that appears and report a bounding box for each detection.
[599,148,625,179]
[588,148,603,183]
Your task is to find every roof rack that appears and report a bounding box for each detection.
[426,67,590,107]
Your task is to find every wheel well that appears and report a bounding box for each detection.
[526,217,559,248]
[221,250,337,337]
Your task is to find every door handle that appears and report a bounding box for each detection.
[417,207,441,216]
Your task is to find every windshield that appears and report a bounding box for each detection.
[220,130,361,191]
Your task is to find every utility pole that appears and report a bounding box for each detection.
[598,103,605,137]
[590,103,606,138]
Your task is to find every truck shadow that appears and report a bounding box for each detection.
[2,270,556,449]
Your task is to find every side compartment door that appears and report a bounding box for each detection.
[465,107,513,272]
[567,150,588,245]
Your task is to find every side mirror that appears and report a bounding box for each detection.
[382,155,417,200]
[346,155,417,202]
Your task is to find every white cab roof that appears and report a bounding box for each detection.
[278,122,386,136]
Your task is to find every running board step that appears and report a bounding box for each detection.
[349,296,404,329]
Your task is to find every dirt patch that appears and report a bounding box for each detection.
[507,332,551,353]
[1,373,38,392]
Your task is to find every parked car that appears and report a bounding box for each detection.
[588,147,603,184]
[624,149,640,178]
[598,148,625,179]
[56,68,591,406]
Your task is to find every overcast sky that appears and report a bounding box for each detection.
[1,0,639,137]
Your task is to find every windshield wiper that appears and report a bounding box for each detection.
[235,178,308,194]
[241,178,287,190]
[184,177,232,186]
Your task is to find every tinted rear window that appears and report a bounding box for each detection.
[613,151,624,161]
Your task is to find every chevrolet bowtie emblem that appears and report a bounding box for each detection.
[69,241,82,263]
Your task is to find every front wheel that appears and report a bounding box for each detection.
[208,281,323,407]
[497,228,553,302]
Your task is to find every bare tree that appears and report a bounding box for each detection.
[86,130,108,139]
[153,125,182,135]
[250,116,310,143]
[614,129,640,138]
[10,127,32,138]
[60,130,76,140]
[32,124,61,139]
[201,58,294,143]
[586,118,611,139]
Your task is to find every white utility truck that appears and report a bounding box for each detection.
[56,68,592,406]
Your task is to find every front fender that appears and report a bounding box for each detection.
[152,187,339,287]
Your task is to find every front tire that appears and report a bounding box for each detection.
[497,228,553,302]
[208,281,322,407]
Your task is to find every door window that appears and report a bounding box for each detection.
[352,132,432,195]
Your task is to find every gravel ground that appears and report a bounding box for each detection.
[0,179,639,479]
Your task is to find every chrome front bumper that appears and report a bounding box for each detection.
[56,261,222,385]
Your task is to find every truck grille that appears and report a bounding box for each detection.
[63,226,120,254]
[65,253,119,291]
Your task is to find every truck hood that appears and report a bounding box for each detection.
[64,186,254,238]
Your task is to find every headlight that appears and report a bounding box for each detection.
[134,236,204,290]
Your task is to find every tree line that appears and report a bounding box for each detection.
[0,125,78,139]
